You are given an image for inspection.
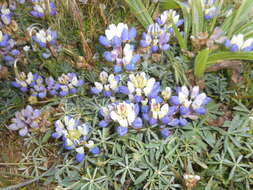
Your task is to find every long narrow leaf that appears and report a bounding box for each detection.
[176,1,191,47]
[209,0,224,33]
[191,0,204,36]
[194,49,210,78]
[227,0,253,37]
[124,0,153,28]
[207,51,253,64]
[159,0,179,9]
[172,23,187,50]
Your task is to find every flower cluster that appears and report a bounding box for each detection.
[11,72,84,98]
[32,28,57,48]
[97,72,210,138]
[99,23,140,73]
[0,3,13,26]
[140,10,183,54]
[30,0,57,18]
[0,31,20,65]
[52,116,100,162]
[140,23,170,53]
[224,34,253,52]
[7,105,41,136]
[31,28,60,59]
[201,0,218,20]
[90,71,120,97]
[99,101,142,136]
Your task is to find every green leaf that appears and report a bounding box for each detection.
[207,51,253,64]
[172,23,187,50]
[176,1,191,43]
[209,0,224,33]
[159,0,179,9]
[124,0,153,28]
[227,0,253,37]
[191,0,204,36]
[205,177,214,190]
[134,170,149,185]
[194,48,210,78]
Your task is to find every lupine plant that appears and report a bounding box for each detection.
[30,0,57,18]
[11,72,84,98]
[1,0,253,189]
[0,3,13,26]
[99,23,140,72]
[0,30,20,65]
[7,105,41,136]
[52,116,100,162]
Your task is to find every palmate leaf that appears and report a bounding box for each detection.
[124,0,153,28]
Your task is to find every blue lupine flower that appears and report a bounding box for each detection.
[117,126,128,136]
[52,116,96,162]
[0,4,13,25]
[11,72,34,92]
[187,0,217,20]
[0,32,20,65]
[7,105,41,136]
[99,120,109,128]
[91,71,120,96]
[113,43,140,72]
[223,34,253,52]
[140,23,170,53]
[45,76,60,95]
[0,31,10,47]
[58,73,84,96]
[160,127,170,138]
[127,72,160,102]
[90,147,100,155]
[30,0,57,18]
[30,75,47,98]
[99,23,140,72]
[132,117,143,129]
[99,23,136,48]
[32,28,57,48]
[156,10,184,31]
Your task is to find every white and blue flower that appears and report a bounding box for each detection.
[91,71,120,96]
[140,23,170,53]
[52,116,94,162]
[156,10,184,32]
[32,28,57,48]
[7,105,41,136]
[224,34,253,52]
[109,101,142,135]
[127,72,160,102]
[0,4,13,25]
[58,73,84,96]
[30,0,57,18]
[99,23,136,48]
